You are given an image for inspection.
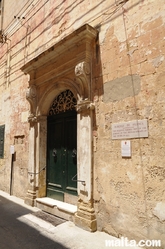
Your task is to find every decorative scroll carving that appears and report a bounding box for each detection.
[26,85,37,123]
[48,89,76,115]
[75,61,91,100]
[75,61,90,76]
[26,85,37,100]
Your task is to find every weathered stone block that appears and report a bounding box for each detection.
[103,75,141,102]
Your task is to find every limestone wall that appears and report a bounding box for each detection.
[93,0,165,244]
[0,0,164,246]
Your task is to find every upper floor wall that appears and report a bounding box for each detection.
[2,0,29,30]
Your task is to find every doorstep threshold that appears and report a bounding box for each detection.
[36,197,77,214]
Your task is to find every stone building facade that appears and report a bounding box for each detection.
[0,0,165,246]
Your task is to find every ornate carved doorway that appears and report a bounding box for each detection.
[47,90,77,201]
[21,24,98,231]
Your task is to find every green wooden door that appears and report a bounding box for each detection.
[47,110,77,201]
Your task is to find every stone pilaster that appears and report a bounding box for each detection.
[25,84,38,206]
[24,121,37,206]
[74,99,97,232]
[36,115,47,197]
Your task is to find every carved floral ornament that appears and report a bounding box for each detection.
[27,113,37,123]
[76,100,95,112]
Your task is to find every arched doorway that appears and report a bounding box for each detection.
[22,24,98,231]
[46,90,77,202]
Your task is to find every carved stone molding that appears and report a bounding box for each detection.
[75,61,91,100]
[26,85,37,123]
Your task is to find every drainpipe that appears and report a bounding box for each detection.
[10,146,15,195]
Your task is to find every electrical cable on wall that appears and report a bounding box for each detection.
[0,0,138,88]
[121,3,150,237]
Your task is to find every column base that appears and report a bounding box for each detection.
[74,200,97,232]
[24,189,36,207]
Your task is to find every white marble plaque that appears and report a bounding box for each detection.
[112,119,148,139]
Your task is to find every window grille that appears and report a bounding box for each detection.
[48,90,76,115]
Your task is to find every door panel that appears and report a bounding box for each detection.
[47,119,64,201]
[47,111,77,201]
[65,116,77,192]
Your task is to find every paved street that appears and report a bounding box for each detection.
[0,190,140,249]
[0,194,68,249]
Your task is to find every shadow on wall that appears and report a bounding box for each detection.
[92,28,103,132]
[0,195,69,249]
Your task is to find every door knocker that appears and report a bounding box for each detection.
[72,149,77,158]
[52,148,57,157]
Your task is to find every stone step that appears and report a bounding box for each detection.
[35,197,77,221]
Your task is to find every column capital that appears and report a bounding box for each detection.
[28,114,37,124]
[77,99,95,112]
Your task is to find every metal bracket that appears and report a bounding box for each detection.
[28,166,46,175]
[72,174,86,186]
